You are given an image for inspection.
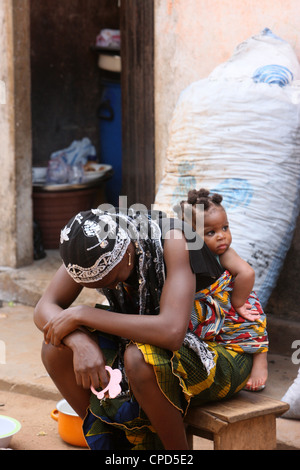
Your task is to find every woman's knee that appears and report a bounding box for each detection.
[124,344,154,386]
[41,341,72,373]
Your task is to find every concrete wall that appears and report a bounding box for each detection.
[0,0,32,268]
[154,0,300,318]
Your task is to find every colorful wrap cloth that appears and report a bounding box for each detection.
[190,270,268,354]
[83,333,252,450]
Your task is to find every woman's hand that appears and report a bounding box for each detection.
[43,306,82,347]
[67,332,109,390]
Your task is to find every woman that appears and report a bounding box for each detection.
[34,207,252,450]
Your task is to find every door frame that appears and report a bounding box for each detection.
[120,0,155,208]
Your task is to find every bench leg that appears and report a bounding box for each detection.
[186,430,194,450]
[214,415,277,450]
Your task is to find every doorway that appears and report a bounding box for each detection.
[30,0,155,209]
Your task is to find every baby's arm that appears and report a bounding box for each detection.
[220,247,260,320]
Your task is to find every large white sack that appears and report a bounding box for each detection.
[281,366,300,419]
[154,29,300,307]
[210,28,300,81]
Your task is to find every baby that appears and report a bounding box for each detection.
[180,188,268,391]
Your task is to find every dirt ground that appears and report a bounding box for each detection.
[2,387,300,451]
[0,389,216,451]
[0,390,86,451]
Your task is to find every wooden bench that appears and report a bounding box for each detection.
[184,390,289,450]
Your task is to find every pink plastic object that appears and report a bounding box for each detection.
[90,366,122,400]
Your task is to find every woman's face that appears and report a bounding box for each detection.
[203,206,232,256]
[79,244,134,289]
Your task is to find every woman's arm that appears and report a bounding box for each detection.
[220,247,255,309]
[34,264,92,351]
[34,264,110,390]
[34,264,83,331]
[43,231,196,352]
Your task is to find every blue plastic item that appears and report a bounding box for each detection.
[98,79,122,206]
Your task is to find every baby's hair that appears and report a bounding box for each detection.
[176,188,223,228]
[182,188,223,211]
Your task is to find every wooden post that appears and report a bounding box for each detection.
[0,0,33,267]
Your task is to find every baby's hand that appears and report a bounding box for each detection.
[235,302,261,321]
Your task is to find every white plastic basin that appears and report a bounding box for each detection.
[0,415,21,448]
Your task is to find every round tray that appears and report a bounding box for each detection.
[33,168,113,192]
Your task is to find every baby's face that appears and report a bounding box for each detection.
[202,206,232,255]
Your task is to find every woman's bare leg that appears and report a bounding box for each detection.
[41,342,90,419]
[124,344,189,450]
